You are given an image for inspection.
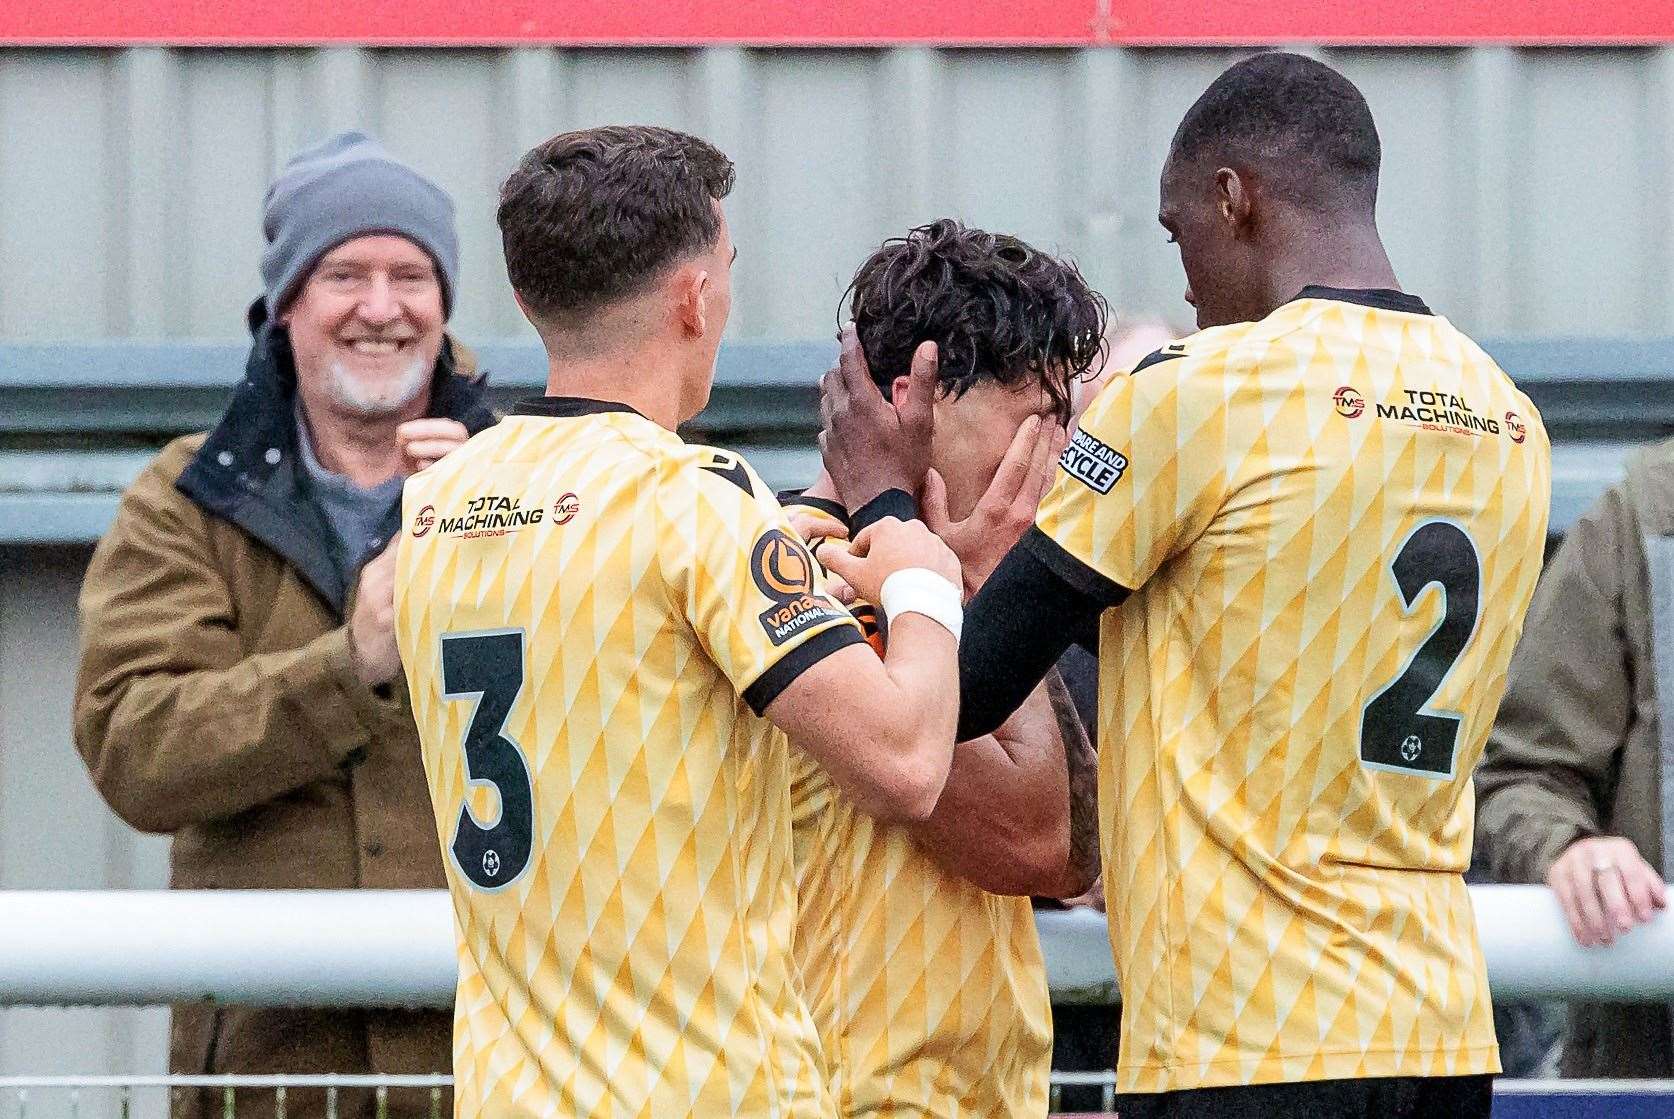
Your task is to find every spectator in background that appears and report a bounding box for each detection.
[72,132,494,1119]
[1477,441,1674,1078]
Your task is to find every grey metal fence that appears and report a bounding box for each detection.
[4,335,1673,545]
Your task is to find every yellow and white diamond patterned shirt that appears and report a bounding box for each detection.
[788,754,1052,1118]
[395,397,863,1119]
[1032,290,1550,1092]
[780,496,1052,1119]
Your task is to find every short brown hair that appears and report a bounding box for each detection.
[498,125,735,327]
[845,219,1108,426]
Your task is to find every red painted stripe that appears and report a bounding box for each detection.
[6,0,1674,46]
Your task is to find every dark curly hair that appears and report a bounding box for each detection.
[843,219,1108,426]
[499,125,735,328]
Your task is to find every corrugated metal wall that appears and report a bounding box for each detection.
[3,44,1673,1108]
[6,45,1674,345]
[0,544,170,1117]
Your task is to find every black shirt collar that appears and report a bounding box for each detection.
[1292,285,1432,316]
[514,396,647,420]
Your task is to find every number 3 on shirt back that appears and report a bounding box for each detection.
[1360,520,1483,779]
[440,630,536,890]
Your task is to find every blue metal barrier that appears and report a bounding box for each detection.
[1494,1081,1674,1118]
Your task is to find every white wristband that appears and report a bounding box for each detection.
[879,567,964,643]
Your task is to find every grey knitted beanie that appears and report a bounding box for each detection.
[261,131,459,319]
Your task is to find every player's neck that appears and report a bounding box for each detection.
[1262,225,1400,315]
[803,472,841,502]
[542,348,687,431]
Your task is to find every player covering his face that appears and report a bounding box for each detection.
[784,218,1107,1119]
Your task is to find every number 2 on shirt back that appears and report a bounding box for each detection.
[440,630,536,890]
[1360,520,1483,779]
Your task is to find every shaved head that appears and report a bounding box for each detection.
[1159,53,1389,328]
[1169,51,1380,215]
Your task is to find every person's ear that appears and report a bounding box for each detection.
[1215,167,1254,236]
[675,267,711,338]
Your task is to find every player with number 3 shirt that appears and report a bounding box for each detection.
[397,126,966,1119]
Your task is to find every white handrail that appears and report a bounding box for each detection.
[0,885,1667,1007]
[0,1075,452,1089]
[0,889,454,1007]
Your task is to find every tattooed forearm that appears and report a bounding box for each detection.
[1046,669,1101,895]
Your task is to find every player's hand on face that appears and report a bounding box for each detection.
[348,539,403,687]
[819,324,936,512]
[923,414,1066,598]
[820,516,960,608]
[397,418,471,475]
[1546,835,1668,947]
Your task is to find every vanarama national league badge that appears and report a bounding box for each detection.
[750,529,850,646]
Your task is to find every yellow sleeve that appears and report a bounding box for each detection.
[1034,354,1230,592]
[658,449,864,714]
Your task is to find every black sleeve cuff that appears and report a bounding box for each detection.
[955,540,1109,743]
[742,624,866,715]
[776,490,853,531]
[1019,527,1130,607]
[851,488,920,533]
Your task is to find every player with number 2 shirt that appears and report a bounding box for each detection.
[820,54,1549,1119]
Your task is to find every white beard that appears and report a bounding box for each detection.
[325,357,430,419]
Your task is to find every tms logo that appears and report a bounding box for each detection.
[411,505,436,538]
[551,492,580,525]
[1334,386,1366,419]
[1505,412,1527,444]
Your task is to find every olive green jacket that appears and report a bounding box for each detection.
[74,323,494,1118]
[1477,438,1674,1078]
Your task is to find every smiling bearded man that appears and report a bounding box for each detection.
[74,131,497,1119]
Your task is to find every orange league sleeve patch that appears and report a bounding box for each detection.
[849,602,886,657]
[750,529,851,647]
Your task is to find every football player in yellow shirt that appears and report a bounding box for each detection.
[395,126,968,1119]
[784,218,1105,1117]
[819,54,1549,1119]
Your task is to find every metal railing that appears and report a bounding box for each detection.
[4,336,1674,544]
[3,885,1673,1008]
[0,1073,1111,1117]
[5,887,1674,1115]
[0,1076,450,1119]
[3,1073,1674,1119]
